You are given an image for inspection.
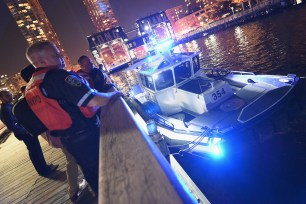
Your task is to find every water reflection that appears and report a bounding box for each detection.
[110,6,306,94]
[110,69,139,95]
[173,40,199,52]
[234,26,249,49]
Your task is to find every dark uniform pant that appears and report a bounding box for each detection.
[61,125,99,194]
[16,133,49,175]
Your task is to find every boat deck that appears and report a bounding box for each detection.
[0,128,97,204]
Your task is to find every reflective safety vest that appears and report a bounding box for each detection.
[25,68,97,132]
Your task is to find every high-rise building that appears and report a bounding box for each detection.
[185,0,201,13]
[165,5,186,25]
[165,6,199,38]
[185,0,220,13]
[5,0,71,69]
[136,12,175,47]
[82,0,119,32]
[6,73,27,95]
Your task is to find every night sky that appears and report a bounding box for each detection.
[0,0,184,77]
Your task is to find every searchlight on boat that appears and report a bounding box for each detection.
[155,39,174,53]
[153,73,159,80]
[209,137,223,157]
[147,120,158,135]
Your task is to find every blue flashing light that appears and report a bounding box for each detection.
[211,143,222,156]
[155,39,174,53]
[152,73,159,80]
[144,25,150,31]
[209,138,223,158]
[147,56,154,62]
[147,120,157,135]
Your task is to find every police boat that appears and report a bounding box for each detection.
[124,50,306,159]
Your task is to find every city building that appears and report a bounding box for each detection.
[126,34,150,61]
[185,0,220,14]
[5,0,72,70]
[6,73,26,95]
[172,13,200,37]
[0,75,9,91]
[0,73,27,95]
[87,26,130,72]
[136,12,176,51]
[83,0,128,72]
[165,5,187,25]
[185,0,203,13]
[82,0,119,32]
[165,5,200,37]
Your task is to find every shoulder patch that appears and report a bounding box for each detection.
[65,75,82,87]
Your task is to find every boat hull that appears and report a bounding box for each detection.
[128,77,306,158]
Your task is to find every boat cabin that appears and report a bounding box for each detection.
[133,51,233,116]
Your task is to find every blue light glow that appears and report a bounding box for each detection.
[152,73,159,80]
[209,138,223,158]
[144,25,150,31]
[155,39,174,53]
[147,120,157,135]
[211,143,222,156]
[147,56,153,62]
[98,2,107,13]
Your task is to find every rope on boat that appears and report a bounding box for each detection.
[151,113,219,156]
[170,127,211,156]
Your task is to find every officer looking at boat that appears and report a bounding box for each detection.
[19,64,88,202]
[24,41,122,195]
[77,55,113,92]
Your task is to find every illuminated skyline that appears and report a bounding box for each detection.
[0,0,184,77]
[4,0,72,70]
[82,0,119,32]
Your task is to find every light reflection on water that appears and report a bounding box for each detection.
[197,7,306,75]
[111,6,306,94]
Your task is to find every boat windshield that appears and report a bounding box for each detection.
[203,68,230,79]
[192,55,200,74]
[154,70,174,91]
[174,61,192,84]
[139,74,155,91]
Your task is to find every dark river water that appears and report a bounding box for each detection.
[111,5,306,94]
[177,5,306,76]
[172,5,306,204]
[111,5,306,204]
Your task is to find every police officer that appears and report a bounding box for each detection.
[0,90,58,177]
[77,55,112,92]
[25,41,122,194]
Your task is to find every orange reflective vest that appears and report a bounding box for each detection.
[25,68,97,132]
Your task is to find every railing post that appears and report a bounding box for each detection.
[99,97,197,204]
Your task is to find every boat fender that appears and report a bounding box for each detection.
[146,120,170,162]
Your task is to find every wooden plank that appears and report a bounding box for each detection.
[0,143,66,201]
[0,98,207,204]
[0,133,96,204]
[99,97,197,204]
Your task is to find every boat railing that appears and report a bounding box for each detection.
[98,96,198,204]
[229,71,255,75]
[151,113,175,130]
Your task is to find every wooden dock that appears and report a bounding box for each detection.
[0,96,210,204]
[0,128,97,204]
